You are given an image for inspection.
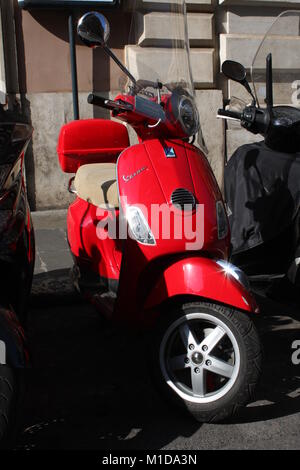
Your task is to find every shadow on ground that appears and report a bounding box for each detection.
[16,271,300,450]
[231,292,300,425]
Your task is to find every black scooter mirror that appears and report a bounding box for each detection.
[77,12,110,48]
[222,60,247,83]
[222,60,256,105]
[77,11,137,86]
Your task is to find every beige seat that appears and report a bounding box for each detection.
[74,163,119,209]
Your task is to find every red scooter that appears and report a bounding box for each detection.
[57,5,262,422]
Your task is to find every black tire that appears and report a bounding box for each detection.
[0,366,16,448]
[151,301,262,423]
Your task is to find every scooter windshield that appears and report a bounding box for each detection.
[121,0,194,100]
[251,11,300,107]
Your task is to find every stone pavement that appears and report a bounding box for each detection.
[32,210,72,275]
[18,210,300,450]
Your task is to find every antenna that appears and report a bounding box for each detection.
[266,53,274,115]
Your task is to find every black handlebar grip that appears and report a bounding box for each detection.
[218,109,242,120]
[87,94,111,109]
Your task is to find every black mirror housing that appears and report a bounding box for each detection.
[222,60,256,105]
[77,12,110,48]
[222,60,247,83]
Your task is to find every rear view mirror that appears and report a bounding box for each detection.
[77,12,110,48]
[222,60,247,83]
[222,60,256,105]
[78,11,137,88]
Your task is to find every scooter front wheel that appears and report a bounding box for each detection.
[151,302,262,423]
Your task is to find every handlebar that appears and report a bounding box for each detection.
[88,94,110,109]
[217,109,242,120]
[87,93,133,112]
[218,106,270,137]
[88,92,165,124]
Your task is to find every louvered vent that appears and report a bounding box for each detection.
[171,188,196,211]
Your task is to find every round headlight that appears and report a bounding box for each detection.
[178,95,200,137]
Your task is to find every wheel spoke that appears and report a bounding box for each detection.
[179,323,198,349]
[191,368,206,397]
[205,356,234,379]
[200,325,226,353]
[169,354,189,371]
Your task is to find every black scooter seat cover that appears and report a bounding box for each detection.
[225,141,300,255]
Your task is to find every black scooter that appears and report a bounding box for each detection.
[219,56,300,278]
[0,108,34,447]
[218,11,300,294]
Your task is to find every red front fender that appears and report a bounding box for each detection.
[144,257,258,313]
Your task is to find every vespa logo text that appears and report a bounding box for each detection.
[0,340,6,365]
[122,167,147,183]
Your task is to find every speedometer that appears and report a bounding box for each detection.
[170,91,200,137]
[178,95,200,136]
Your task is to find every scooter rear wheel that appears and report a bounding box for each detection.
[151,301,262,423]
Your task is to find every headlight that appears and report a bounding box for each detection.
[126,206,156,245]
[216,201,229,239]
[178,95,200,137]
[216,260,250,291]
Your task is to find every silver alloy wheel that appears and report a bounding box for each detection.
[159,312,241,404]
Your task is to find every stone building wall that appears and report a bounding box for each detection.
[218,0,300,158]
[0,0,299,209]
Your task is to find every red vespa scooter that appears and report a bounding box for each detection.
[57,6,262,422]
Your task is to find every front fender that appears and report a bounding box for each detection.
[0,307,29,368]
[144,257,258,313]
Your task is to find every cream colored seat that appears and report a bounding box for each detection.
[74,163,119,209]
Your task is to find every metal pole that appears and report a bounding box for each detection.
[68,12,79,120]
